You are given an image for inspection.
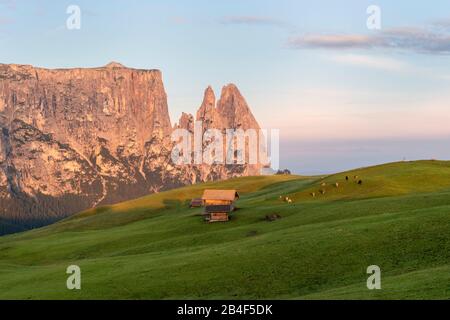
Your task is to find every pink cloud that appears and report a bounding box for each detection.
[288,25,450,54]
[0,0,16,10]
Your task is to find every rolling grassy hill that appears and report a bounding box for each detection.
[0,160,449,299]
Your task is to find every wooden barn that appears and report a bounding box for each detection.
[201,190,239,222]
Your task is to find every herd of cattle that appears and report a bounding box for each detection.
[280,175,364,203]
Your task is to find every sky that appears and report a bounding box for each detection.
[1,0,450,174]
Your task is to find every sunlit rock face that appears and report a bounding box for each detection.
[0,63,262,234]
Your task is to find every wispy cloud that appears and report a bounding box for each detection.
[220,15,287,28]
[0,16,13,25]
[328,53,450,81]
[329,54,408,71]
[289,34,373,49]
[288,25,450,54]
[431,18,450,29]
[0,0,16,10]
[0,0,15,28]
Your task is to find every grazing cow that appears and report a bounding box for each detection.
[335,182,339,188]
[345,176,349,181]
[311,192,316,197]
[288,199,293,203]
[319,189,326,195]
[358,180,363,185]
[321,182,326,187]
[354,175,359,180]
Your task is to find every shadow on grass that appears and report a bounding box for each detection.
[163,199,191,210]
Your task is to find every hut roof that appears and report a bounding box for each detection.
[202,190,239,201]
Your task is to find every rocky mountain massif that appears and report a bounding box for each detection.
[0,62,262,235]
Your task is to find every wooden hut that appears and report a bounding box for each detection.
[201,190,239,222]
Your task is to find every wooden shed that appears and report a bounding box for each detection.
[190,198,203,208]
[201,190,239,222]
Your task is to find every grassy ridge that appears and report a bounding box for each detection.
[291,160,450,201]
[0,161,449,299]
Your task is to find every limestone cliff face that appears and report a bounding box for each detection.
[217,84,261,131]
[187,85,262,179]
[0,63,263,235]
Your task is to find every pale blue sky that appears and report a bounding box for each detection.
[2,0,450,173]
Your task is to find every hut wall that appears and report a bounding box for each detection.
[210,213,229,222]
[204,199,232,206]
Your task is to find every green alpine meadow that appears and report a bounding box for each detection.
[0,160,449,300]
